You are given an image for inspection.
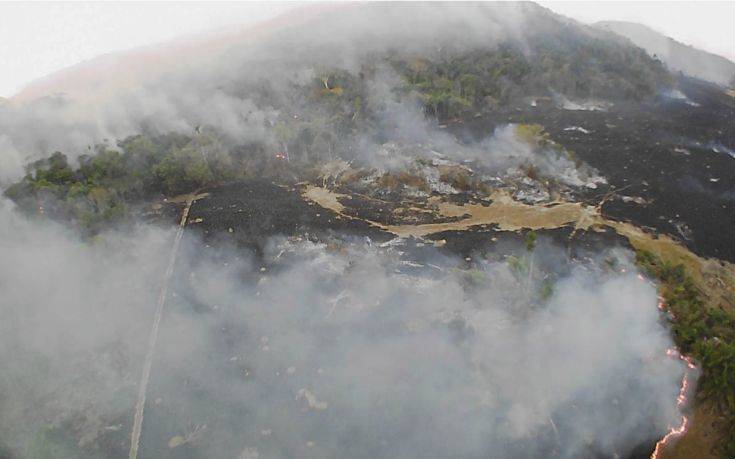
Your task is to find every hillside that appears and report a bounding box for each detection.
[1,3,734,459]
[0,3,672,183]
[596,20,735,87]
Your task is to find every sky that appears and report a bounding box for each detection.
[0,1,733,98]
[0,2,296,98]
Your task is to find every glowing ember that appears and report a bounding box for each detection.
[677,379,689,406]
[651,416,689,458]
[650,347,697,458]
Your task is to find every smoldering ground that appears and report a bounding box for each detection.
[0,197,689,458]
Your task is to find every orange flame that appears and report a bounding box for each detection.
[651,416,689,458]
[650,344,697,458]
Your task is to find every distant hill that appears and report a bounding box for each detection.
[595,20,735,87]
[12,3,671,105]
[10,3,331,103]
[1,2,674,175]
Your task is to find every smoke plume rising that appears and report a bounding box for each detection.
[0,198,688,457]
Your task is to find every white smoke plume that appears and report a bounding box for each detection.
[0,2,600,182]
[0,4,690,458]
[0,197,688,458]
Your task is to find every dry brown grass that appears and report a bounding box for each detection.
[663,402,724,459]
[608,220,735,314]
[439,168,473,191]
[377,172,429,192]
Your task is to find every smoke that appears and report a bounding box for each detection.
[0,196,688,458]
[0,2,589,182]
[0,198,171,452]
[0,135,24,186]
[476,125,605,187]
[0,4,691,457]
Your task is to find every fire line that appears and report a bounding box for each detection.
[650,331,698,458]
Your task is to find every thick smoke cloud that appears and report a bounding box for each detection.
[0,199,171,450]
[0,2,585,183]
[331,64,604,187]
[0,3,691,458]
[0,197,687,458]
[0,135,23,185]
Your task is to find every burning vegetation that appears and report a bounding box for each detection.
[1,2,735,459]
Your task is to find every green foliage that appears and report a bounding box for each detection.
[635,249,735,452]
[395,55,489,119]
[34,152,75,185]
[515,124,547,145]
[465,269,488,285]
[3,131,247,234]
[392,36,670,120]
[524,230,538,252]
[507,255,527,274]
[4,34,674,231]
[538,278,554,301]
[153,144,212,194]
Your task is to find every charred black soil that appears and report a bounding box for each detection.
[454,77,735,263]
[186,180,393,257]
[136,77,735,459]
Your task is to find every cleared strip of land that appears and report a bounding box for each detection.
[129,197,194,459]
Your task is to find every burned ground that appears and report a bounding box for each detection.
[178,76,735,266]
[140,77,735,459]
[3,2,735,457]
[6,75,731,459]
[453,77,735,263]
[185,180,393,258]
[135,187,674,459]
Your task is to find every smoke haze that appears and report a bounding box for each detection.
[0,3,702,458]
[0,199,687,457]
[0,2,605,183]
